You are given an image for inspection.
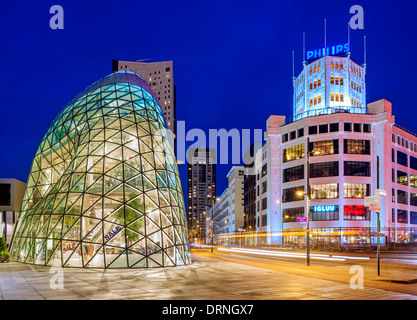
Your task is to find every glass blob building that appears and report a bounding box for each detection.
[10,70,190,268]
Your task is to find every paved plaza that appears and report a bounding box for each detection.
[0,251,416,300]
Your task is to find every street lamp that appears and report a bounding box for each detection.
[211,197,220,253]
[276,198,284,245]
[297,190,310,266]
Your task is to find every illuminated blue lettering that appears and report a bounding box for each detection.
[306,43,350,60]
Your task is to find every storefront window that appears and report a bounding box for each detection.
[343,139,370,155]
[283,207,304,222]
[310,183,338,199]
[397,170,408,186]
[309,139,339,156]
[283,165,304,183]
[397,209,408,223]
[310,161,339,178]
[344,161,370,176]
[283,143,305,163]
[343,183,370,198]
[343,205,370,220]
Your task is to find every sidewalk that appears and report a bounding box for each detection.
[0,252,416,300]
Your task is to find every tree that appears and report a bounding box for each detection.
[115,192,146,246]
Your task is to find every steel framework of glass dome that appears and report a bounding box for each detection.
[10,71,190,268]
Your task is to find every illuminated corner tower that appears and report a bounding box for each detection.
[293,44,366,120]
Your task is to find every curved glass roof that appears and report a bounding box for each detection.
[10,71,190,268]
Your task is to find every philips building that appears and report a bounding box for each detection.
[250,46,417,248]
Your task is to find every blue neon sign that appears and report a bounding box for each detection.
[312,205,338,213]
[307,43,349,60]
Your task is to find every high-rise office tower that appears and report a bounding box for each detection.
[187,148,216,242]
[112,59,176,137]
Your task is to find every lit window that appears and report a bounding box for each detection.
[330,76,334,85]
[331,93,334,101]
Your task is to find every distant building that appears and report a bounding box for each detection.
[0,179,26,246]
[206,166,245,245]
[187,148,216,243]
[112,59,176,137]
[243,144,259,232]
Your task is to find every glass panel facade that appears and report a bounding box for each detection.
[10,71,190,268]
[283,144,305,163]
[397,190,408,205]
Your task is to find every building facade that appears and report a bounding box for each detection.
[0,179,26,245]
[187,148,216,243]
[246,52,417,248]
[10,71,190,268]
[112,59,176,137]
[206,166,245,245]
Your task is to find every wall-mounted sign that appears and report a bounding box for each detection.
[307,43,349,60]
[296,217,307,222]
[311,205,338,213]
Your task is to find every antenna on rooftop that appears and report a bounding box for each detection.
[303,32,306,64]
[324,19,327,50]
[363,35,367,68]
[292,50,295,79]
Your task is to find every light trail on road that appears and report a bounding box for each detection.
[216,247,366,262]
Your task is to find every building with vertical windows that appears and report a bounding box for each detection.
[294,54,366,120]
[205,166,245,245]
[112,60,176,137]
[0,179,26,245]
[187,148,216,243]
[250,51,417,248]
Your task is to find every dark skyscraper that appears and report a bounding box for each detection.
[187,148,216,242]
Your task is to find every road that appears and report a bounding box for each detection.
[191,246,417,296]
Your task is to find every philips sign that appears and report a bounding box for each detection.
[306,43,349,60]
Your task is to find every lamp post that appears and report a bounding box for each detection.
[296,136,312,266]
[211,197,220,253]
[276,198,284,245]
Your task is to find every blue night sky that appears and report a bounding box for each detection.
[0,0,416,199]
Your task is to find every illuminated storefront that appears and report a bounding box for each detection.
[10,71,190,268]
